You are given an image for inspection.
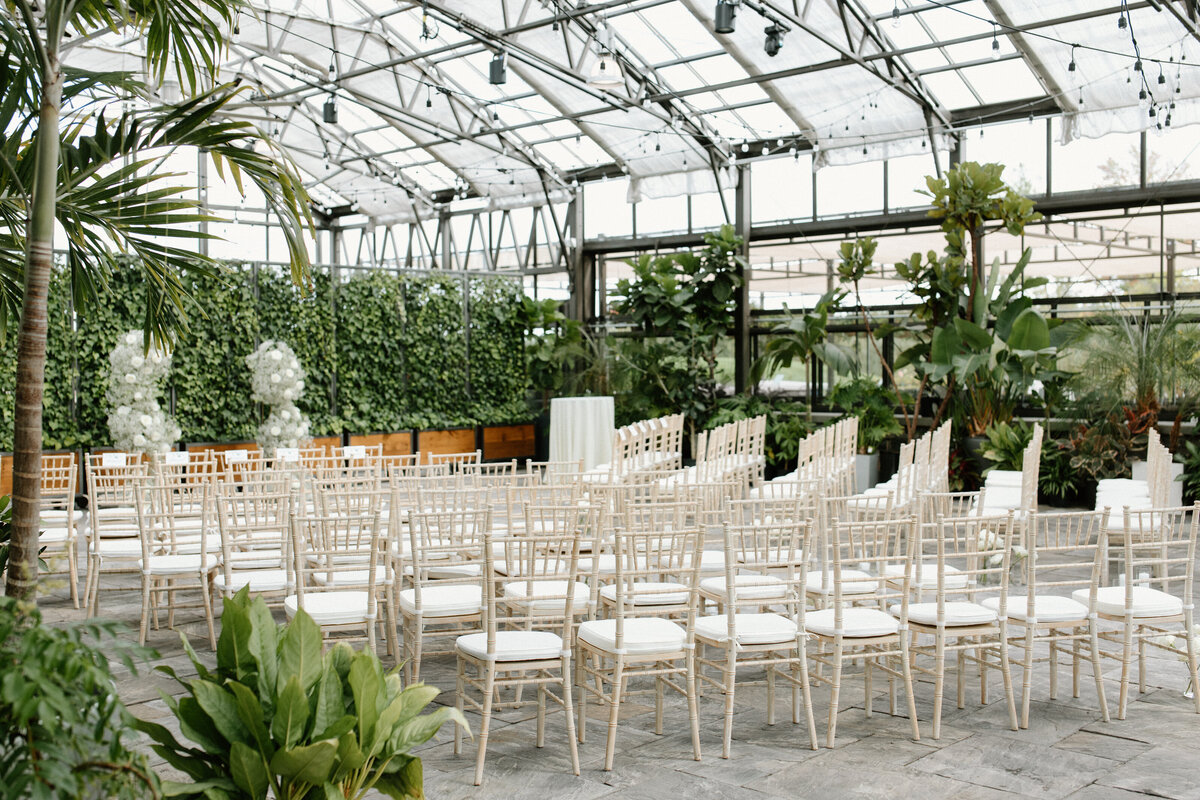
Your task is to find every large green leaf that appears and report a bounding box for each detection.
[192,680,250,747]
[270,676,310,750]
[1006,308,1051,351]
[246,597,278,702]
[278,609,322,691]
[229,741,269,800]
[229,681,273,759]
[375,756,423,800]
[269,740,338,785]
[952,318,993,352]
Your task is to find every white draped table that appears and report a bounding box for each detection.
[548,396,614,471]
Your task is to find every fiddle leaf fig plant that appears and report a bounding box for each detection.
[138,588,466,800]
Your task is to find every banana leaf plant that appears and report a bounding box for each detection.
[138,588,466,800]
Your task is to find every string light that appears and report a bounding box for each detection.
[1067,45,1076,72]
[891,0,900,28]
[991,24,1000,59]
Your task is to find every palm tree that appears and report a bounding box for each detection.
[1,0,313,600]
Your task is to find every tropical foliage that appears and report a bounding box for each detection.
[141,589,464,800]
[0,596,156,798]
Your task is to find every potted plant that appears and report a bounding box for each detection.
[140,588,465,799]
[828,377,903,492]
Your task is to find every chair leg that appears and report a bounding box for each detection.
[201,572,217,651]
[1186,631,1200,715]
[722,649,736,759]
[1089,621,1110,723]
[537,681,547,748]
[766,652,777,726]
[998,625,1019,732]
[686,647,701,762]
[654,673,664,735]
[562,655,581,777]
[826,641,844,748]
[454,658,465,755]
[575,647,587,745]
[1118,621,1134,720]
[797,643,819,750]
[932,634,946,741]
[1049,639,1059,700]
[67,539,80,609]
[1138,633,1147,696]
[899,640,920,742]
[1021,625,1035,729]
[604,658,625,771]
[1072,635,1082,698]
[863,655,873,718]
[473,663,496,786]
[138,574,152,646]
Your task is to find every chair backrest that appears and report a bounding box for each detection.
[39,455,76,515]
[291,491,386,607]
[717,517,809,636]
[428,450,482,471]
[605,523,704,643]
[86,452,151,537]
[932,512,1016,612]
[825,516,916,630]
[1020,424,1044,513]
[1022,509,1107,618]
[215,482,293,587]
[527,459,585,484]
[480,508,586,655]
[135,480,213,559]
[1118,504,1199,603]
[406,507,491,604]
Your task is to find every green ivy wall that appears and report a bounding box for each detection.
[0,263,528,450]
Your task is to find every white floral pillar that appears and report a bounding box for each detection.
[246,341,310,456]
[106,330,181,454]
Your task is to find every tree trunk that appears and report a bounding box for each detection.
[5,54,62,601]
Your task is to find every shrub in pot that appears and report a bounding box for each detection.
[139,588,466,799]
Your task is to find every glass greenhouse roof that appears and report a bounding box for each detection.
[64,0,1200,225]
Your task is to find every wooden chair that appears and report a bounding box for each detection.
[454,503,594,785]
[906,512,1020,739]
[575,522,704,770]
[696,515,818,757]
[38,453,81,607]
[84,451,150,615]
[806,516,921,747]
[213,480,293,604]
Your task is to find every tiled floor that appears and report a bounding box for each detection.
[38,574,1200,800]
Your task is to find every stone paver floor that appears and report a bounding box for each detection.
[37,574,1200,800]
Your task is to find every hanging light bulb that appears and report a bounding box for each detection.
[1138,87,1149,108]
[1118,11,1128,29]
[587,23,623,88]
[1158,65,1166,85]
[741,142,750,153]
[891,0,900,28]
[760,143,768,156]
[1067,45,1076,72]
[991,25,1001,60]
[323,94,338,124]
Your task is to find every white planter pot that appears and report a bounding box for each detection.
[1131,458,1184,506]
[855,452,879,494]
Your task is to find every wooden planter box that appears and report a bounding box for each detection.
[415,427,476,461]
[347,431,413,456]
[481,423,536,461]
[307,435,342,456]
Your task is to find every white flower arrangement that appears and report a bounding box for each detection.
[246,340,310,455]
[976,527,1028,583]
[105,330,180,454]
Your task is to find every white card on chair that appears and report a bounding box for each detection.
[343,445,366,459]
[101,452,127,467]
[276,447,300,462]
[164,451,189,465]
[224,449,248,463]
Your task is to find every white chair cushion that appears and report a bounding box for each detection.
[984,470,1023,488]
[806,607,898,638]
[503,580,590,613]
[41,509,84,523]
[95,506,137,519]
[695,613,798,645]
[312,565,390,587]
[905,601,998,627]
[806,569,877,595]
[578,617,686,655]
[699,574,788,601]
[142,552,218,575]
[214,569,290,593]
[94,538,143,559]
[284,591,370,626]
[456,631,563,662]
[427,562,482,580]
[398,584,483,618]
[983,594,1087,623]
[599,581,689,606]
[1072,586,1183,618]
[576,553,617,574]
[1097,478,1148,493]
[38,527,73,544]
[683,550,728,572]
[883,562,967,590]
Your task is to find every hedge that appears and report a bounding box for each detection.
[0,262,527,450]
